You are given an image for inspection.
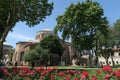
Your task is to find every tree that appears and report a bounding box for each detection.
[109,48,114,67]
[39,34,64,65]
[23,45,50,66]
[0,0,53,59]
[8,50,14,63]
[93,27,110,67]
[99,48,114,66]
[113,19,120,45]
[54,1,108,66]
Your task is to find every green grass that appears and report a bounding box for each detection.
[47,65,100,69]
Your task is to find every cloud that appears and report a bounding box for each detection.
[8,32,34,41]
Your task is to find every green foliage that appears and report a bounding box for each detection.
[97,18,120,49]
[8,50,14,59]
[0,0,53,27]
[54,1,108,52]
[113,19,120,45]
[40,35,64,57]
[23,46,50,65]
[0,0,53,37]
[114,19,120,31]
[0,0,53,59]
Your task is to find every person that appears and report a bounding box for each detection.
[0,60,4,78]
[31,61,35,69]
[0,60,4,67]
[15,61,17,66]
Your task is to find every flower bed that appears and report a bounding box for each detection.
[0,66,120,80]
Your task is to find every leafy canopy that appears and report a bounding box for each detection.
[54,1,108,51]
[113,19,120,45]
[39,34,64,57]
[99,18,120,47]
[0,0,53,27]
[0,0,53,59]
[23,45,50,64]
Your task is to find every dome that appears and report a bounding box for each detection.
[3,41,13,50]
[28,39,39,43]
[36,29,54,35]
[41,29,53,31]
[3,41,11,46]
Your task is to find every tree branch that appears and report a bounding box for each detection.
[6,13,11,25]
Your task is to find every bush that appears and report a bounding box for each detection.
[1,66,120,80]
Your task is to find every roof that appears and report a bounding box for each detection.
[3,41,11,46]
[112,48,120,51]
[36,29,54,34]
[16,41,31,44]
[3,41,13,50]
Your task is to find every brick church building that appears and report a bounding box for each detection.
[12,29,77,66]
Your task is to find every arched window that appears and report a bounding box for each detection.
[116,61,119,64]
[100,61,102,65]
[109,61,111,64]
[103,62,105,64]
[20,51,24,61]
[119,53,120,56]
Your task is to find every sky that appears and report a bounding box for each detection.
[6,0,120,48]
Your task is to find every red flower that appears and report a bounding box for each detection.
[105,74,111,80]
[12,67,20,73]
[82,71,89,77]
[102,66,112,72]
[1,67,11,75]
[95,70,100,74]
[47,68,52,72]
[1,67,8,73]
[81,75,86,80]
[21,66,30,73]
[77,71,81,74]
[58,72,65,77]
[117,68,120,72]
[36,67,44,72]
[74,78,78,80]
[66,75,70,80]
[66,70,73,74]
[50,75,55,80]
[52,67,59,71]
[28,70,34,76]
[114,72,120,78]
[41,70,48,76]
[92,76,97,80]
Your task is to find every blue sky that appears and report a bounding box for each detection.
[6,0,120,48]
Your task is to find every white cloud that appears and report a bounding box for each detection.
[8,32,34,41]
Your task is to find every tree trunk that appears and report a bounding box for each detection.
[111,56,114,67]
[59,55,61,66]
[89,51,93,67]
[0,25,13,60]
[105,58,109,65]
[94,56,99,67]
[0,41,3,59]
[94,35,99,67]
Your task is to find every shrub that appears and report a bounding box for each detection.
[1,66,120,80]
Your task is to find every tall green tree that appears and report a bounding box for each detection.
[94,27,113,66]
[39,34,64,65]
[113,19,120,45]
[95,28,116,66]
[23,45,50,66]
[0,0,53,59]
[54,1,108,66]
